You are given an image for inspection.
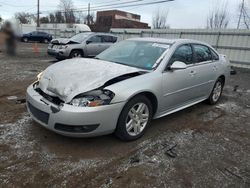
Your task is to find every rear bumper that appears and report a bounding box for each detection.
[26,84,125,137]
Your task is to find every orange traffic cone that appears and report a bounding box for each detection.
[33,42,40,53]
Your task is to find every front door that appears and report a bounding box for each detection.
[85,35,103,57]
[161,44,198,112]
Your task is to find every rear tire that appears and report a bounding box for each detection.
[70,50,83,58]
[115,95,153,141]
[23,37,28,43]
[207,78,224,105]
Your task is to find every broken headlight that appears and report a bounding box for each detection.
[59,45,68,49]
[70,90,115,107]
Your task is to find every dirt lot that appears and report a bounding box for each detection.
[0,42,250,188]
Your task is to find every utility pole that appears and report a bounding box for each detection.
[237,0,245,29]
[87,3,90,25]
[37,0,40,27]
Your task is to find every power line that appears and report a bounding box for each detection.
[41,0,174,14]
[0,1,34,7]
[89,0,145,9]
[41,0,147,12]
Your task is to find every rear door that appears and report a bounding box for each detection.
[190,44,218,98]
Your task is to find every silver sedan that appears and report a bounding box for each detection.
[26,38,231,141]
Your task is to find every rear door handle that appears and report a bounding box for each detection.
[189,70,197,76]
[213,65,218,71]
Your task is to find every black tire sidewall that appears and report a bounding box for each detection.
[115,95,153,141]
[70,50,83,58]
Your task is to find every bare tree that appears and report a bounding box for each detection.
[152,9,169,29]
[59,0,76,24]
[0,16,2,24]
[55,11,65,23]
[237,0,250,29]
[15,12,33,24]
[49,13,56,23]
[40,16,49,24]
[83,13,95,25]
[206,1,230,29]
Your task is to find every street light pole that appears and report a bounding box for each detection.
[87,3,90,25]
[37,0,40,27]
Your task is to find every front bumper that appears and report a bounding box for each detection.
[26,84,125,137]
[47,48,69,59]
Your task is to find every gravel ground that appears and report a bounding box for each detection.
[0,43,250,188]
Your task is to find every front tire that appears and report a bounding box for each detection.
[23,37,28,42]
[70,50,83,58]
[115,95,153,141]
[207,78,224,105]
[43,38,49,43]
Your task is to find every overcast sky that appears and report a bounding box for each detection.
[0,0,243,28]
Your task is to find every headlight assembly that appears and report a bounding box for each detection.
[59,45,68,49]
[70,90,115,107]
[37,71,44,82]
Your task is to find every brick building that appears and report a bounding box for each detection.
[91,10,150,32]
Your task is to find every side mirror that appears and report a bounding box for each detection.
[170,61,187,70]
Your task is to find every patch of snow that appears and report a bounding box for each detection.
[216,102,241,113]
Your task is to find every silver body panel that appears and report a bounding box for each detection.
[27,38,231,137]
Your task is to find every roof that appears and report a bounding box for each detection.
[127,37,210,46]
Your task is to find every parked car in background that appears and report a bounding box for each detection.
[21,31,52,43]
[47,32,118,60]
[26,38,231,141]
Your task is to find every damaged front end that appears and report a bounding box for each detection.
[34,69,146,108]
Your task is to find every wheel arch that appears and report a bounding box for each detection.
[126,91,158,116]
[70,49,84,56]
[218,75,225,86]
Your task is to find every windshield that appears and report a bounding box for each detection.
[70,33,92,43]
[96,40,169,70]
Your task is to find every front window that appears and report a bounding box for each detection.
[169,44,193,65]
[70,33,92,43]
[88,35,102,43]
[96,40,169,70]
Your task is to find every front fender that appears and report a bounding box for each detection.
[105,72,162,104]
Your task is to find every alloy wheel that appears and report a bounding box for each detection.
[212,81,222,102]
[125,103,149,136]
[72,52,82,58]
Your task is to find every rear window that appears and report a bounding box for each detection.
[193,44,212,63]
[210,49,219,60]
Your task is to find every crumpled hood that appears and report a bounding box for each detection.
[51,38,71,45]
[38,58,140,103]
